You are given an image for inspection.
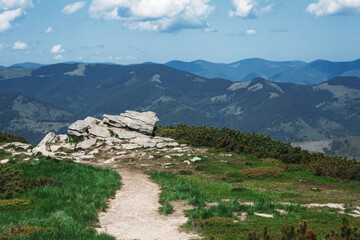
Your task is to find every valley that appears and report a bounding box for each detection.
[0,63,359,146]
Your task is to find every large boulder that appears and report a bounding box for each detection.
[103,111,159,135]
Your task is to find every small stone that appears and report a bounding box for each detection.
[0,159,9,164]
[254,213,274,218]
[165,155,172,159]
[190,157,201,162]
[276,209,288,215]
[184,160,191,165]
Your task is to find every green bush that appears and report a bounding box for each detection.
[238,167,284,178]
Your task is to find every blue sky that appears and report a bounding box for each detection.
[0,0,359,66]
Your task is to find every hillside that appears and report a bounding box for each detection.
[0,93,75,144]
[292,136,360,161]
[1,112,359,239]
[166,58,360,85]
[0,63,359,143]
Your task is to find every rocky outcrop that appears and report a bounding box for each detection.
[32,132,57,156]
[25,110,195,165]
[67,111,159,139]
[103,111,159,135]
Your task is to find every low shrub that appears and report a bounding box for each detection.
[261,158,286,169]
[0,198,32,211]
[325,217,360,240]
[0,225,48,239]
[193,217,235,230]
[247,217,358,240]
[0,166,24,199]
[238,167,284,178]
[310,156,360,181]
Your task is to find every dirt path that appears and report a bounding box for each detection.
[97,169,199,240]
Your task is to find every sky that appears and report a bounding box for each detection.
[0,0,359,66]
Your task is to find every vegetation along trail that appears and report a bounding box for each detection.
[96,169,199,240]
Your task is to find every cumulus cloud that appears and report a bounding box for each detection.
[0,0,33,32]
[12,40,27,50]
[50,45,64,54]
[307,0,360,16]
[62,1,86,14]
[89,0,215,32]
[229,0,273,18]
[45,26,54,33]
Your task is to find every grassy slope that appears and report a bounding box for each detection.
[0,157,121,240]
[150,151,360,239]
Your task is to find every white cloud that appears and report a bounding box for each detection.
[0,0,33,9]
[54,54,63,60]
[12,40,27,50]
[0,0,33,32]
[307,0,360,16]
[245,28,256,35]
[62,1,86,14]
[89,0,215,32]
[0,43,2,50]
[0,8,23,31]
[229,0,273,18]
[45,26,54,33]
[50,45,64,54]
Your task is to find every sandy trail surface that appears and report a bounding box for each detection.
[97,169,199,240]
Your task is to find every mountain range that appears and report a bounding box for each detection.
[166,58,360,85]
[0,62,359,144]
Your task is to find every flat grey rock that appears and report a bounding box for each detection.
[103,111,159,135]
[77,138,97,149]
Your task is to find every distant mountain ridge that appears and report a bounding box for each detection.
[0,63,359,143]
[166,58,360,85]
[0,92,75,143]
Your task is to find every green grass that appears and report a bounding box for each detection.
[0,157,121,239]
[150,152,360,239]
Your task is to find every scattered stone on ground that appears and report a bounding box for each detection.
[254,213,274,218]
